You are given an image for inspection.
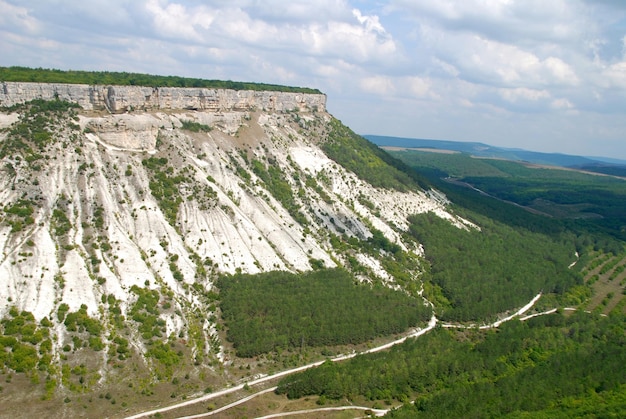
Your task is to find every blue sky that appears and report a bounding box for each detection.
[2,0,626,159]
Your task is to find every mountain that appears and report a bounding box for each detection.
[0,79,469,416]
[1,74,624,418]
[365,134,626,173]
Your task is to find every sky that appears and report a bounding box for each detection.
[1,0,626,160]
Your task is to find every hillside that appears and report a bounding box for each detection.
[0,72,623,418]
[0,78,467,417]
[0,84,466,315]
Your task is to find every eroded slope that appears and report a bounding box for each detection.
[0,98,464,411]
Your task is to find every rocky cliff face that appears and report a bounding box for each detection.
[0,86,466,416]
[0,95,461,320]
[0,81,326,113]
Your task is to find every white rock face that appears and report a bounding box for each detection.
[0,87,468,385]
[0,102,465,320]
[0,82,327,113]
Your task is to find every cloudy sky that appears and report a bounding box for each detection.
[2,0,626,159]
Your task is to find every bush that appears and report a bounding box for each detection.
[180,120,212,133]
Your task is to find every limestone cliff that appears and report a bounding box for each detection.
[0,84,467,416]
[0,81,326,113]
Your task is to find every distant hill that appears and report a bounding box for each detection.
[365,135,626,176]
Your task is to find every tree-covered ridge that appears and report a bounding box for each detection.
[321,118,430,192]
[409,211,581,322]
[0,66,322,94]
[276,311,626,418]
[217,269,432,357]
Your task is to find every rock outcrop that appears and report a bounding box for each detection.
[0,81,326,113]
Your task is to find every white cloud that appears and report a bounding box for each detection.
[422,28,580,88]
[0,0,40,34]
[352,9,388,37]
[406,77,439,100]
[295,11,398,64]
[499,88,551,103]
[602,61,626,88]
[544,57,579,85]
[432,58,460,77]
[391,0,589,45]
[244,0,353,23]
[360,75,395,95]
[141,0,398,65]
[551,98,574,110]
[145,0,211,41]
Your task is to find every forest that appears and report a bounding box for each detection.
[276,310,626,417]
[407,211,582,321]
[216,269,432,357]
[0,66,321,94]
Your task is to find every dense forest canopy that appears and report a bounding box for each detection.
[276,311,626,417]
[217,269,432,357]
[408,211,582,321]
[0,66,322,94]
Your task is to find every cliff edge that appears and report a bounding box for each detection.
[0,81,326,113]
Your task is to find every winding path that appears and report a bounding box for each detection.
[124,293,542,419]
[252,406,390,418]
[441,292,543,329]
